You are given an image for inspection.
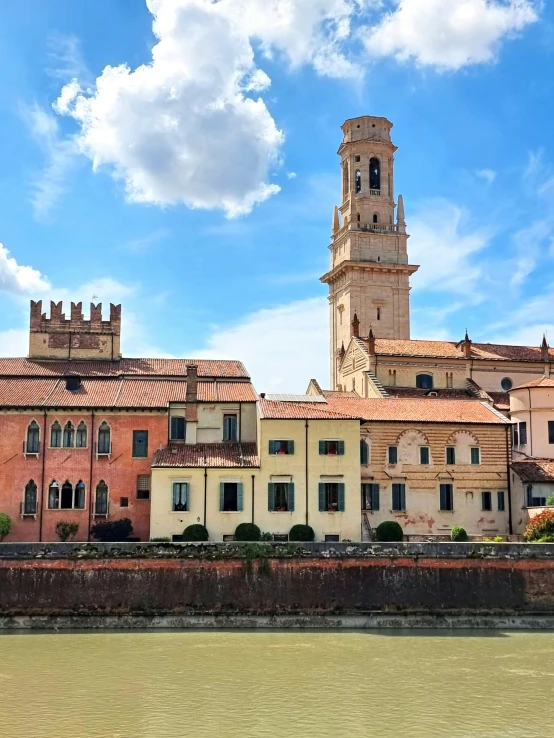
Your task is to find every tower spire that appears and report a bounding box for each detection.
[332,205,340,234]
[397,194,406,234]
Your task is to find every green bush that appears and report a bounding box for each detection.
[260,531,273,541]
[182,524,209,541]
[547,494,554,506]
[375,521,403,542]
[234,523,261,541]
[55,521,79,542]
[451,526,469,542]
[0,512,11,542]
[90,518,133,542]
[289,524,315,542]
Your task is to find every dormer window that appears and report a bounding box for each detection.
[65,376,81,391]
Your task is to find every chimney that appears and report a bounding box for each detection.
[541,334,549,362]
[351,312,360,338]
[462,330,472,359]
[185,364,198,422]
[366,327,376,356]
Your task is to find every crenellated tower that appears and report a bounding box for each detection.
[321,115,419,388]
[29,300,122,361]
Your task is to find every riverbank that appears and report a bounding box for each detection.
[2,541,554,628]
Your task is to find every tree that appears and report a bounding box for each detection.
[56,521,79,542]
[0,513,11,542]
[90,518,133,542]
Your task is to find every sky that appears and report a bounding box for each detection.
[0,0,553,393]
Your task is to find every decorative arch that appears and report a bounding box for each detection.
[76,421,88,448]
[75,480,86,509]
[26,420,40,454]
[445,430,480,446]
[395,428,430,445]
[95,480,109,516]
[372,213,378,223]
[48,480,60,509]
[63,421,75,448]
[369,157,381,190]
[23,480,37,516]
[50,421,62,448]
[97,422,111,455]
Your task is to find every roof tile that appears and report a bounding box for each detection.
[153,443,259,468]
[511,459,554,483]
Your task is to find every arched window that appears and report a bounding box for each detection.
[360,439,369,465]
[355,170,361,193]
[416,374,433,390]
[370,158,381,191]
[61,480,73,509]
[373,214,378,223]
[23,480,37,516]
[97,422,111,455]
[95,481,108,516]
[48,481,60,509]
[51,422,62,448]
[76,422,87,448]
[75,480,86,509]
[63,421,74,448]
[26,421,40,454]
[342,161,349,198]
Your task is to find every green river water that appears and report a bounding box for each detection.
[1,630,553,738]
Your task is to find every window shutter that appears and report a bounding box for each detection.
[288,440,295,455]
[400,485,406,511]
[184,483,189,508]
[360,439,368,465]
[338,440,345,456]
[171,417,177,439]
[319,483,326,511]
[288,483,295,512]
[338,483,345,512]
[269,440,275,455]
[237,483,244,511]
[219,483,225,512]
[440,484,447,511]
[268,483,275,511]
[319,440,326,455]
[371,484,380,511]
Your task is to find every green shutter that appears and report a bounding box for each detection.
[360,439,368,464]
[219,483,225,511]
[269,440,275,455]
[288,440,295,455]
[288,483,295,511]
[237,483,244,511]
[268,483,275,511]
[400,485,406,511]
[319,483,326,511]
[371,484,380,511]
[319,440,326,455]
[338,483,345,512]
[184,482,189,508]
[440,484,447,511]
[338,440,345,456]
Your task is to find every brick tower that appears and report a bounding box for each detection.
[321,115,419,388]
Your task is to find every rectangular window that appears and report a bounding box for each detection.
[446,446,456,465]
[319,440,345,456]
[132,430,148,458]
[120,497,129,508]
[470,447,481,465]
[325,535,340,542]
[137,474,150,500]
[439,484,454,511]
[170,416,186,441]
[420,446,430,465]
[319,483,345,512]
[360,439,369,465]
[519,422,527,446]
[220,482,243,512]
[361,483,380,511]
[273,534,289,542]
[388,446,398,464]
[513,424,519,446]
[392,483,406,512]
[497,491,506,512]
[269,440,294,455]
[268,482,295,512]
[549,421,554,444]
[482,491,492,511]
[172,482,189,512]
[526,485,546,507]
[223,415,238,442]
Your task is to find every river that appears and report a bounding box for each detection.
[0,630,552,737]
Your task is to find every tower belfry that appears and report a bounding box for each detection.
[321,115,419,388]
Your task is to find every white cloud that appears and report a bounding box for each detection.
[476,168,496,184]
[0,243,50,295]
[193,296,328,392]
[364,0,538,70]
[46,32,91,83]
[409,199,492,298]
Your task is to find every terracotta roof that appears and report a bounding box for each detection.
[511,459,554,483]
[0,357,249,379]
[153,443,259,468]
[383,387,472,400]
[258,398,361,420]
[511,377,554,390]
[197,381,258,402]
[323,396,509,424]
[322,389,359,398]
[359,338,554,363]
[487,392,510,411]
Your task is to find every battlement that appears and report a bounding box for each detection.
[29,301,122,361]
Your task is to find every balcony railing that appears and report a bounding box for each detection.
[357,223,398,233]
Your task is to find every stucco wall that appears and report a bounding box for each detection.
[511,387,554,458]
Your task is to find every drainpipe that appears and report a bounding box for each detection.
[305,419,309,525]
[87,410,95,541]
[527,387,533,457]
[38,409,47,542]
[506,425,513,536]
[239,402,242,442]
[251,474,255,524]
[203,467,208,528]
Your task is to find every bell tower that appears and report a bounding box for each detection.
[321,115,419,388]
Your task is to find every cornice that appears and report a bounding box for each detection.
[320,260,420,284]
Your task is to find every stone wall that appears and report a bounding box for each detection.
[2,542,554,621]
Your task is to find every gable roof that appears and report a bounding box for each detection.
[153,443,259,468]
[511,459,554,483]
[258,398,361,420]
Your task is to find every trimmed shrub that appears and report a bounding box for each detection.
[0,512,11,542]
[289,524,315,542]
[182,524,209,542]
[90,517,133,542]
[234,523,261,541]
[451,526,468,542]
[56,521,79,542]
[375,520,403,542]
[260,531,273,541]
[525,509,554,542]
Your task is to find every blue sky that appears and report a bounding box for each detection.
[0,0,553,391]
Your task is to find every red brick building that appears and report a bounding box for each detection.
[0,301,255,542]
